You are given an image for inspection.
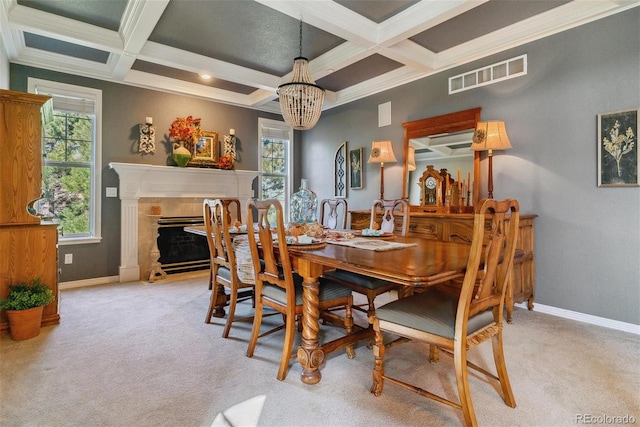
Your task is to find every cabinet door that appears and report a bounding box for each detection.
[0,91,50,225]
[0,224,59,331]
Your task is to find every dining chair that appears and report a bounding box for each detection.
[203,198,254,337]
[323,198,410,317]
[370,198,410,235]
[319,198,348,229]
[369,198,520,427]
[245,198,355,381]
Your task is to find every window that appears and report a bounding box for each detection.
[28,78,102,245]
[258,118,293,222]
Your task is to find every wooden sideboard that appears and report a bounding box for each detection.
[350,210,536,323]
[0,89,59,334]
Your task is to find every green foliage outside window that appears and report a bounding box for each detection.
[40,112,93,235]
[261,138,288,224]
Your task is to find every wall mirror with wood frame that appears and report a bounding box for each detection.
[402,107,482,212]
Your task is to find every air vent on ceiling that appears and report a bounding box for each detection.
[449,54,527,94]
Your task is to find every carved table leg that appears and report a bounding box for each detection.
[296,259,325,385]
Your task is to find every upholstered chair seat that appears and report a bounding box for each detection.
[374,288,494,340]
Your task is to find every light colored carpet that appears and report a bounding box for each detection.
[1,272,638,427]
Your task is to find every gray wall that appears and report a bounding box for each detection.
[301,9,640,325]
[10,65,280,282]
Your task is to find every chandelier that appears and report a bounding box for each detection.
[277,20,325,131]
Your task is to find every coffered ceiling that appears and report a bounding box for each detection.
[1,0,637,114]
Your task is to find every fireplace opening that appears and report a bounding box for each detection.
[157,216,210,274]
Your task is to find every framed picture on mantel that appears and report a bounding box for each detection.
[597,109,639,187]
[189,131,219,166]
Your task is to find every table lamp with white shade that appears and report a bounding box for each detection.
[368,140,397,200]
[471,121,512,199]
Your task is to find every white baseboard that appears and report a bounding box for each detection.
[515,302,640,335]
[59,275,120,290]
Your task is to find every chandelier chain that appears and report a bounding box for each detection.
[299,19,303,57]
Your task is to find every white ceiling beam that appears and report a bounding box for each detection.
[256,0,379,48]
[124,70,256,107]
[305,42,371,80]
[377,0,487,46]
[110,0,170,79]
[379,40,438,73]
[8,3,122,52]
[139,41,283,92]
[3,0,637,115]
[12,46,113,79]
[437,0,640,70]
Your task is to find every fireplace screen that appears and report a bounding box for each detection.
[157,216,209,274]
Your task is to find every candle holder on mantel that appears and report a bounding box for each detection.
[148,215,167,283]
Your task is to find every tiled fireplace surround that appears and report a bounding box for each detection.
[109,163,257,282]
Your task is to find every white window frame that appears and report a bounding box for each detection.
[28,78,102,245]
[258,118,293,220]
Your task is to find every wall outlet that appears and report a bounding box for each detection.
[64,253,73,264]
[106,187,117,197]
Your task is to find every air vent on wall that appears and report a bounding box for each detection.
[449,54,527,94]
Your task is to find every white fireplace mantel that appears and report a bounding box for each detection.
[109,162,257,282]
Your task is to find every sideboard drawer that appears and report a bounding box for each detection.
[408,220,440,240]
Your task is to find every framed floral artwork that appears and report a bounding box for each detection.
[189,131,219,166]
[349,147,363,190]
[597,109,639,187]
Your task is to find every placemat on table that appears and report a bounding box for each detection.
[326,237,417,251]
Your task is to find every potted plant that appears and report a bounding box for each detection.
[0,278,55,341]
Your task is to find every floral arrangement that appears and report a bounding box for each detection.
[169,116,203,144]
[218,154,234,170]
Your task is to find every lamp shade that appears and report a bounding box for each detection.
[407,146,416,171]
[471,121,512,151]
[368,140,397,164]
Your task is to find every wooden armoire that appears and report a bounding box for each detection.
[0,89,59,333]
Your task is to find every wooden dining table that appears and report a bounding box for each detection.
[185,225,471,385]
[287,235,471,385]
